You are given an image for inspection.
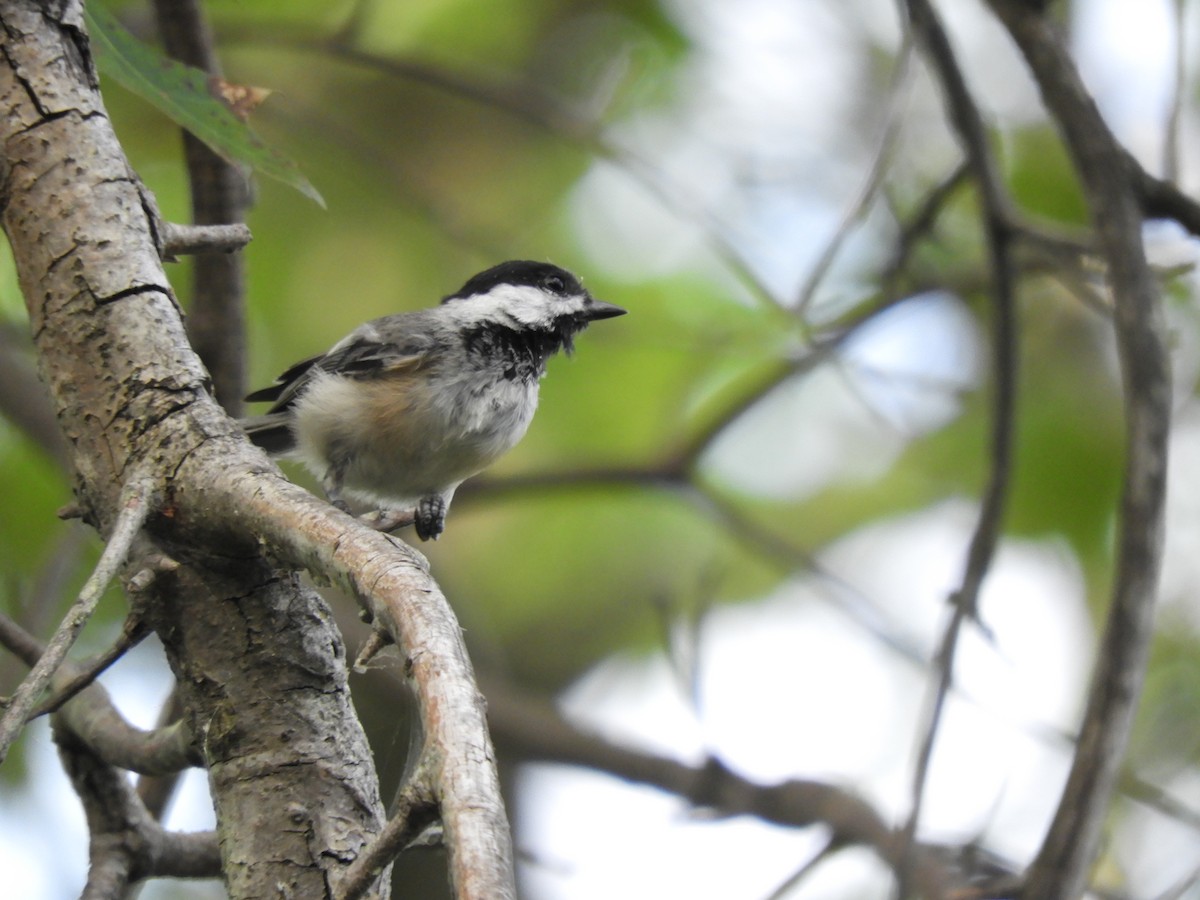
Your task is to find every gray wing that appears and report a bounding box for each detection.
[244,311,440,414]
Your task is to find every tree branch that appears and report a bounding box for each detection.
[28,614,149,719]
[152,0,251,413]
[881,160,970,293]
[796,34,915,314]
[1133,161,1200,237]
[0,471,155,764]
[0,4,390,896]
[898,3,1020,896]
[336,760,440,900]
[160,221,253,257]
[483,678,960,899]
[987,4,1172,897]
[0,612,200,776]
[54,717,220,898]
[195,469,516,899]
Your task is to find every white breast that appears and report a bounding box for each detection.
[290,370,539,508]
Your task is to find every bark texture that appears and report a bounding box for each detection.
[0,2,387,896]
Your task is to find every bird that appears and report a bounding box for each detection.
[242,260,626,540]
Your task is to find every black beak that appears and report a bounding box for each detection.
[584,298,627,320]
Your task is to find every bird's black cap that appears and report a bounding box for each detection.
[443,260,586,303]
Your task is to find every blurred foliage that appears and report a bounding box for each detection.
[1007,124,1089,227]
[5,0,1200,896]
[87,2,324,204]
[0,0,1170,727]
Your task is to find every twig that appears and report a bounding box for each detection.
[0,611,44,668]
[0,471,155,764]
[28,614,149,719]
[762,835,842,900]
[482,677,958,898]
[882,160,970,292]
[1133,161,1200,237]
[671,291,916,471]
[1154,863,1200,900]
[1163,0,1186,182]
[897,1,1019,895]
[987,4,1172,897]
[336,759,439,900]
[159,221,253,257]
[796,34,915,315]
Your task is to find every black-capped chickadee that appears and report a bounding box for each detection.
[243,260,626,540]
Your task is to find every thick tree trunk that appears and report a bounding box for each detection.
[0,2,387,895]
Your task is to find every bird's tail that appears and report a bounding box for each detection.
[240,414,296,455]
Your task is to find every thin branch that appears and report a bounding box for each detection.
[159,221,253,257]
[204,469,516,899]
[28,614,149,719]
[796,34,915,315]
[1163,0,1187,182]
[0,612,199,776]
[672,290,916,470]
[762,836,841,900]
[0,611,45,669]
[1133,160,1200,237]
[54,718,220,899]
[881,160,970,293]
[63,687,198,777]
[152,0,251,414]
[336,760,440,900]
[987,4,1172,897]
[0,471,156,764]
[1154,863,1200,900]
[897,3,1019,896]
[482,677,958,899]
[18,526,90,636]
[1120,769,1200,834]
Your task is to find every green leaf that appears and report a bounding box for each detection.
[85,3,324,207]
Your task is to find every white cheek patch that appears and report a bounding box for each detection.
[449,283,587,329]
[496,284,556,326]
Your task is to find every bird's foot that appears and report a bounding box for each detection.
[414,496,446,541]
[360,496,445,541]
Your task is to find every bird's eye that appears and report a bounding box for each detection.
[544,276,566,294]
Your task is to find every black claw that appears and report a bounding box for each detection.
[414,495,446,541]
